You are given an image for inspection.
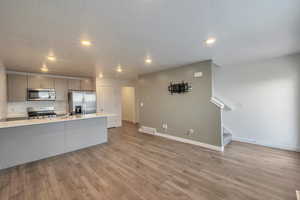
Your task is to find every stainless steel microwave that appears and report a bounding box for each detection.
[27,89,56,101]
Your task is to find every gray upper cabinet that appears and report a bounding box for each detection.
[28,75,55,89]
[7,74,95,103]
[80,79,95,91]
[54,78,68,101]
[68,79,81,91]
[7,74,28,102]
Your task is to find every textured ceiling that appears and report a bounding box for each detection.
[0,0,299,79]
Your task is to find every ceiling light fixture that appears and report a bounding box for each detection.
[47,56,56,61]
[145,57,152,64]
[116,65,122,72]
[81,40,92,46]
[41,64,48,72]
[205,37,216,45]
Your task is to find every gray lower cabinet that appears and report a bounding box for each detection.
[0,117,108,170]
[68,79,81,90]
[0,123,65,169]
[28,75,55,89]
[80,79,95,90]
[54,78,68,101]
[64,118,107,152]
[7,74,28,102]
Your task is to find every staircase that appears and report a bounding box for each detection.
[210,96,233,147]
[223,126,232,146]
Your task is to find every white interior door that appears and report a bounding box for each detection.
[97,84,122,128]
[98,86,116,114]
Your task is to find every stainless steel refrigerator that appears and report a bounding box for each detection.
[68,91,97,115]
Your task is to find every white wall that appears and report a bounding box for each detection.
[0,65,7,121]
[95,78,135,127]
[121,87,136,123]
[214,53,300,151]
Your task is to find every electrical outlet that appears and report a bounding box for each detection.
[187,129,194,135]
[162,123,168,129]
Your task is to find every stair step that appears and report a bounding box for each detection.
[223,133,232,146]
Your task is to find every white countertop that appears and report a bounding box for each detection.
[0,113,115,129]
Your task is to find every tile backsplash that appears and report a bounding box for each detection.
[7,101,68,118]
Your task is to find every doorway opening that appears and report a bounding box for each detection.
[121,87,136,124]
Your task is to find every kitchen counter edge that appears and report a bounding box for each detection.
[0,113,115,129]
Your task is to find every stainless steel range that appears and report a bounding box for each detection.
[27,107,57,119]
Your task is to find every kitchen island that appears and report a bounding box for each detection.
[0,113,112,170]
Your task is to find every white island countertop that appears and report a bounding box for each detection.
[0,113,115,129]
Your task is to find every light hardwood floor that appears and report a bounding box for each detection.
[0,122,299,200]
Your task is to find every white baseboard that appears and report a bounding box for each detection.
[156,132,224,152]
[139,126,223,152]
[232,136,256,144]
[232,136,300,152]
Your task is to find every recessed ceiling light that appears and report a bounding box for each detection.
[205,37,216,45]
[47,56,56,61]
[116,65,122,72]
[145,57,152,64]
[81,40,92,46]
[41,64,48,72]
[99,73,103,78]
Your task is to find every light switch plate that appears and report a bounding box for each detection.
[194,72,203,78]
